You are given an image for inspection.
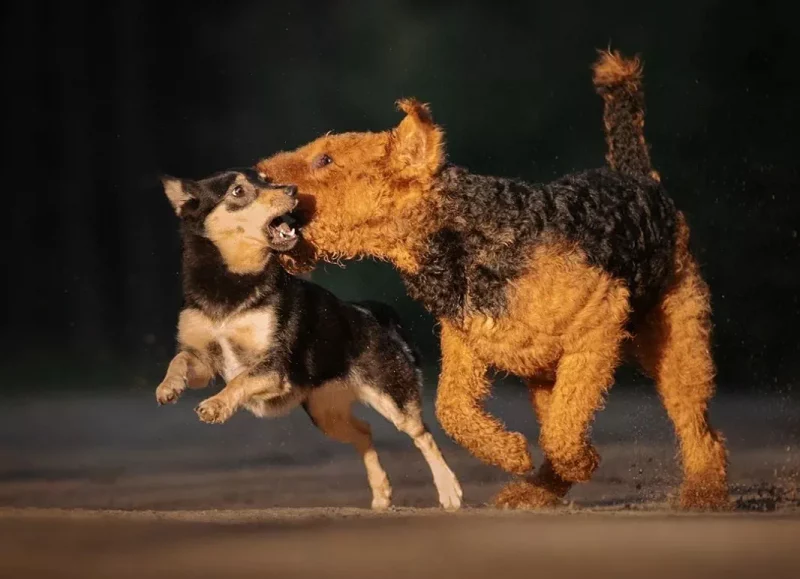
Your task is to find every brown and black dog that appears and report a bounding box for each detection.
[255,51,728,510]
[155,169,462,510]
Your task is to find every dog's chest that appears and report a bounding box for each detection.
[177,307,277,380]
[402,228,516,321]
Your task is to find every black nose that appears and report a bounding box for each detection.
[284,185,297,198]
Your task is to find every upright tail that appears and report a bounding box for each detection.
[592,49,660,182]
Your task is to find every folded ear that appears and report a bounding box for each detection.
[277,239,318,275]
[390,98,446,176]
[161,176,195,216]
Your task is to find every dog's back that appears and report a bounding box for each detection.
[413,165,676,323]
[351,299,422,369]
[260,277,424,412]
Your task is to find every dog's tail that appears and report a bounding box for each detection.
[592,49,660,182]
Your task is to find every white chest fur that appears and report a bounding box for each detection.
[177,307,277,381]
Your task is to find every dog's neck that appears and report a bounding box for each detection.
[370,201,440,274]
[380,169,459,273]
[315,183,443,275]
[180,230,285,316]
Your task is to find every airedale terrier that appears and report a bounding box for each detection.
[155,169,462,509]
[255,51,729,510]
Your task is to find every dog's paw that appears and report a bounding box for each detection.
[438,478,463,511]
[156,381,184,405]
[492,432,534,475]
[679,479,731,511]
[493,479,564,510]
[196,397,234,424]
[433,467,463,510]
[371,495,392,511]
[370,478,393,511]
[547,443,600,483]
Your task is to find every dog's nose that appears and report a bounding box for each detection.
[284,185,297,198]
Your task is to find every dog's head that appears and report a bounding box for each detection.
[255,99,446,271]
[161,169,302,274]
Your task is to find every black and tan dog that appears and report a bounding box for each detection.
[154,169,462,510]
[254,51,729,510]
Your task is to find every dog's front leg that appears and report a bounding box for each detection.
[156,350,213,405]
[435,321,533,475]
[195,367,286,424]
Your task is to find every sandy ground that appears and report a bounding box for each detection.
[1,386,798,577]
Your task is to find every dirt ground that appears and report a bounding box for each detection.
[1,386,798,577]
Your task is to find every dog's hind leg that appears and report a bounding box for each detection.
[304,385,393,510]
[357,385,463,510]
[632,218,729,510]
[493,377,573,509]
[435,322,534,475]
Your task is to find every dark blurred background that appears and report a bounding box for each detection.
[4,0,798,394]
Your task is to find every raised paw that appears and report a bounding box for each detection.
[547,443,600,483]
[156,380,184,405]
[485,432,533,475]
[503,432,535,475]
[196,397,235,424]
[492,479,563,510]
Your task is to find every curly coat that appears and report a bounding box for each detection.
[403,166,677,325]
[255,50,729,510]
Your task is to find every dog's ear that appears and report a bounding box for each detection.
[391,98,445,175]
[161,176,196,216]
[277,239,317,275]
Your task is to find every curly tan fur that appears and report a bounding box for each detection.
[255,51,728,510]
[437,321,533,474]
[492,377,575,508]
[631,215,730,510]
[431,243,632,487]
[592,49,643,88]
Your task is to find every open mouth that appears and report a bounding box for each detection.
[266,211,302,250]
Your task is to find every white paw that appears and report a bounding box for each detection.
[370,483,393,511]
[371,496,392,511]
[436,470,463,510]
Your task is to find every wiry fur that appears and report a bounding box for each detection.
[404,165,677,324]
[593,49,661,182]
[155,169,462,510]
[255,50,729,510]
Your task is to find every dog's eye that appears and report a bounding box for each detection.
[312,154,333,169]
[230,185,245,198]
